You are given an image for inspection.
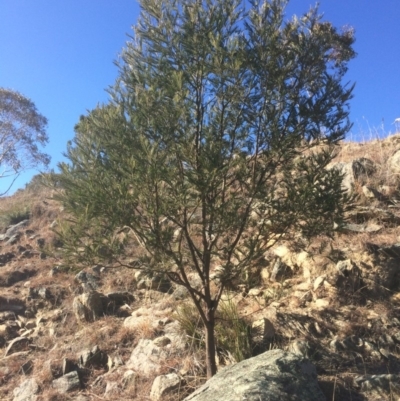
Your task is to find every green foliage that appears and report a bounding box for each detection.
[174,296,252,363]
[0,206,30,230]
[54,0,356,377]
[24,173,47,193]
[216,296,252,363]
[174,303,204,350]
[0,88,50,195]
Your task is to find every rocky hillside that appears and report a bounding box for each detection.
[2,135,400,401]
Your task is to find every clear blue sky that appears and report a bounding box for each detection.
[1,0,399,193]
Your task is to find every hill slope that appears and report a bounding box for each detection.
[2,135,400,400]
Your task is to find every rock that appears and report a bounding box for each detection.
[137,272,171,292]
[29,287,49,300]
[248,288,263,297]
[362,185,376,198]
[20,360,33,375]
[0,323,14,345]
[75,270,99,291]
[0,252,15,266]
[362,185,389,202]
[36,238,45,248]
[163,321,187,351]
[73,396,90,401]
[13,378,39,401]
[313,276,325,291]
[378,259,400,290]
[78,345,107,368]
[20,250,33,259]
[123,306,163,333]
[343,223,382,233]
[72,292,104,322]
[363,341,377,353]
[24,320,36,330]
[288,340,311,358]
[295,282,311,291]
[123,369,137,391]
[105,381,119,395]
[335,259,361,291]
[150,373,181,401]
[377,243,400,258]
[127,339,169,376]
[389,149,400,175]
[1,269,36,287]
[6,234,20,245]
[103,291,135,314]
[336,259,355,274]
[330,336,363,352]
[329,158,375,194]
[0,220,29,241]
[52,371,81,393]
[342,336,363,351]
[62,358,76,375]
[355,374,400,396]
[107,354,124,370]
[347,206,400,224]
[0,296,25,313]
[153,336,171,347]
[379,333,395,348]
[352,157,376,182]
[183,349,325,401]
[106,291,135,306]
[0,310,17,322]
[393,332,400,344]
[251,318,275,345]
[270,258,291,282]
[172,286,189,300]
[5,337,31,356]
[329,162,354,193]
[314,299,330,309]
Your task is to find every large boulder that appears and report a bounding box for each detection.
[328,157,375,194]
[184,349,325,401]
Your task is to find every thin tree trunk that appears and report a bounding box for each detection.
[205,312,217,379]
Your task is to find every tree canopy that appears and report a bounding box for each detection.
[55,0,356,378]
[0,88,50,195]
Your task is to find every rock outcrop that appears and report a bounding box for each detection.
[184,349,325,401]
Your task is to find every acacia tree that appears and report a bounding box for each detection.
[0,88,50,195]
[56,0,355,378]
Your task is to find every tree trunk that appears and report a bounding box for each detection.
[205,312,217,379]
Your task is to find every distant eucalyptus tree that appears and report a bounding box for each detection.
[0,88,50,195]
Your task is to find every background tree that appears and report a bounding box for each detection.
[0,88,50,195]
[55,0,355,378]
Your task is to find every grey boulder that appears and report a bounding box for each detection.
[184,349,325,401]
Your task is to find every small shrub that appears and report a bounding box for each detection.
[174,296,252,364]
[174,302,204,350]
[215,295,252,363]
[0,207,30,229]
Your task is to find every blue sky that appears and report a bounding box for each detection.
[1,0,399,193]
